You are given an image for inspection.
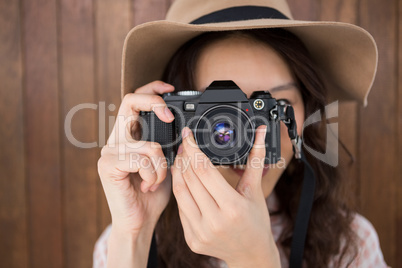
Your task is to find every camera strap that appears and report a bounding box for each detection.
[279,105,316,268]
[288,151,315,268]
[148,233,158,268]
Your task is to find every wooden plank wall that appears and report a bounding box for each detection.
[0,0,400,267]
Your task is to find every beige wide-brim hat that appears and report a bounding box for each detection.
[121,0,378,106]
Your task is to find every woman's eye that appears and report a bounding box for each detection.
[277,99,291,105]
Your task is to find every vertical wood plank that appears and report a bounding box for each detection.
[59,0,98,267]
[320,0,359,22]
[95,0,131,233]
[22,0,63,267]
[94,0,172,247]
[131,0,171,26]
[397,0,402,266]
[358,0,397,266]
[286,0,320,21]
[0,1,28,267]
[319,0,360,208]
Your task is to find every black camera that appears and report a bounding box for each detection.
[139,81,301,166]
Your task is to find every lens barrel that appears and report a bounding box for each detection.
[194,105,254,165]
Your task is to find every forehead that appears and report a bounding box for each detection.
[194,35,294,95]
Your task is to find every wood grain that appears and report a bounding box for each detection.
[286,0,320,20]
[397,0,402,267]
[131,0,171,25]
[95,0,131,233]
[319,0,360,209]
[22,0,63,267]
[358,0,398,266]
[0,1,28,267]
[59,0,98,267]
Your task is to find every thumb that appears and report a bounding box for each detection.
[236,125,267,198]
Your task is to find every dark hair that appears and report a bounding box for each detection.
[156,28,357,267]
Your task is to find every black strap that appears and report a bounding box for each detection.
[289,151,316,268]
[190,5,289,24]
[147,232,158,268]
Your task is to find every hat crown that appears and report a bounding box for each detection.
[166,0,294,23]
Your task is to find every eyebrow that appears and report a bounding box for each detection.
[269,83,298,93]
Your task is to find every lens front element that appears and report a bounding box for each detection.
[195,105,254,165]
[213,122,236,146]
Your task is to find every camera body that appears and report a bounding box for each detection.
[139,80,284,166]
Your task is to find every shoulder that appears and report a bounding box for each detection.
[93,224,112,268]
[346,213,388,268]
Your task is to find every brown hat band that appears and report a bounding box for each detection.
[190,5,289,24]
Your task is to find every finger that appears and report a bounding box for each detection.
[176,206,199,251]
[171,155,202,219]
[98,152,157,193]
[130,154,159,193]
[108,93,174,145]
[181,127,239,207]
[179,147,220,215]
[122,94,174,123]
[236,125,267,198]
[150,169,172,193]
[102,141,168,188]
[135,80,175,95]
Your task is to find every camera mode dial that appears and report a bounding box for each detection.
[176,91,202,96]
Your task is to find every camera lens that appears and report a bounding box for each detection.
[213,122,236,146]
[194,105,254,165]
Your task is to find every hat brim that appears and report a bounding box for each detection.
[122,19,378,106]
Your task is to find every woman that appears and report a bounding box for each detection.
[94,0,387,267]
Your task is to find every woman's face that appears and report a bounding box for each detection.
[194,35,305,198]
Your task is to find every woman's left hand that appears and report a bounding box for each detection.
[171,126,281,268]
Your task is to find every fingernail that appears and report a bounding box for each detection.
[177,144,183,154]
[142,185,150,193]
[164,107,174,121]
[149,184,158,192]
[163,82,173,88]
[182,127,191,139]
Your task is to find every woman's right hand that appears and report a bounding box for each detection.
[97,81,175,237]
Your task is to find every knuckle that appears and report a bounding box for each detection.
[181,172,192,184]
[150,141,162,150]
[187,238,201,253]
[188,233,207,254]
[225,203,241,221]
[122,93,134,104]
[156,168,167,183]
[152,80,165,87]
[100,144,119,156]
[247,153,264,168]
[149,142,163,155]
[152,160,167,181]
[195,230,209,247]
[97,156,105,169]
[182,168,193,181]
[149,95,164,106]
[100,146,109,156]
[97,156,111,175]
[257,146,266,157]
[139,155,152,168]
[208,219,223,235]
[195,166,208,177]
